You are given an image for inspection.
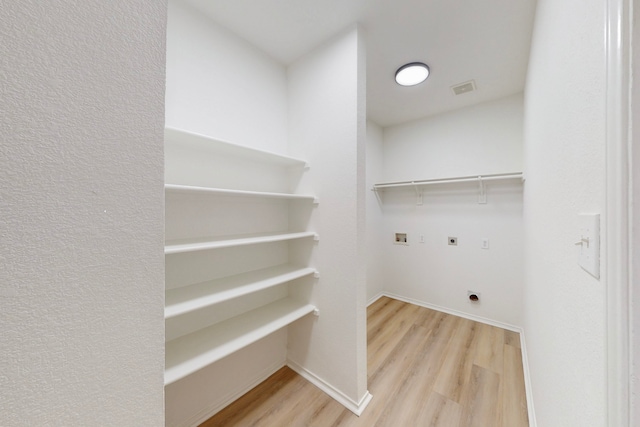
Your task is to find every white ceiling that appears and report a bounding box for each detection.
[184,0,537,127]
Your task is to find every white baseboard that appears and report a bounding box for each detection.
[287,359,373,416]
[179,360,285,427]
[380,291,521,332]
[519,329,537,427]
[367,291,385,307]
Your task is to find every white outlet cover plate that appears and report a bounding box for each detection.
[577,213,600,279]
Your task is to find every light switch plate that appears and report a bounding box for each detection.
[481,238,489,249]
[577,213,600,279]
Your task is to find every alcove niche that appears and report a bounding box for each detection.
[164,2,369,425]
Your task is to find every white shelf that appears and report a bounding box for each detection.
[165,265,318,319]
[165,127,308,168]
[373,172,523,190]
[165,231,318,255]
[165,184,318,203]
[165,298,316,385]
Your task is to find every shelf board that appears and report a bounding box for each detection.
[165,265,317,319]
[165,231,318,255]
[373,172,523,190]
[165,298,316,385]
[165,184,318,203]
[165,127,308,168]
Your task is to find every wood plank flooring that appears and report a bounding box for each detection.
[201,297,529,427]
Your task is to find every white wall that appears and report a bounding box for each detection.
[287,26,369,408]
[523,0,607,425]
[165,0,288,154]
[0,1,166,425]
[164,2,293,425]
[366,121,385,303]
[382,94,524,182]
[378,95,524,327]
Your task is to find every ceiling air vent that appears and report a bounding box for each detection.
[451,80,476,95]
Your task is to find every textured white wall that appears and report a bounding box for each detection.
[287,26,369,405]
[378,96,524,327]
[523,0,607,424]
[366,121,385,303]
[0,1,166,426]
[382,94,524,182]
[165,0,288,154]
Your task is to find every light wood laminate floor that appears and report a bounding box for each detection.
[201,296,529,427]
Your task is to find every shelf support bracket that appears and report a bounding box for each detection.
[412,182,423,205]
[478,176,487,204]
[372,186,383,205]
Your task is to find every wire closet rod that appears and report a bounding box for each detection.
[372,172,523,190]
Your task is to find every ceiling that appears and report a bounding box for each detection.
[184,0,537,127]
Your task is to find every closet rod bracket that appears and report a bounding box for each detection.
[478,176,487,204]
[412,182,423,205]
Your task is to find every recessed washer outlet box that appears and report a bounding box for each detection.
[448,237,457,246]
[394,232,408,245]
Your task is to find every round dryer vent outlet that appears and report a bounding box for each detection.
[467,291,480,303]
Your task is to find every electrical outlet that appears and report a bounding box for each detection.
[481,238,489,249]
[448,237,457,246]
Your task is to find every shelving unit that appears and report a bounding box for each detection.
[164,127,318,387]
[166,184,319,203]
[165,298,316,385]
[373,172,523,205]
[165,265,318,319]
[373,172,523,190]
[165,231,318,255]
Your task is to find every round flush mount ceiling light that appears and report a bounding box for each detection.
[395,62,430,86]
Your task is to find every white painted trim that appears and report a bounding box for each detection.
[367,291,385,307]
[519,329,537,427]
[381,292,521,332]
[178,360,285,427]
[605,0,633,425]
[286,360,373,416]
[630,1,639,422]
